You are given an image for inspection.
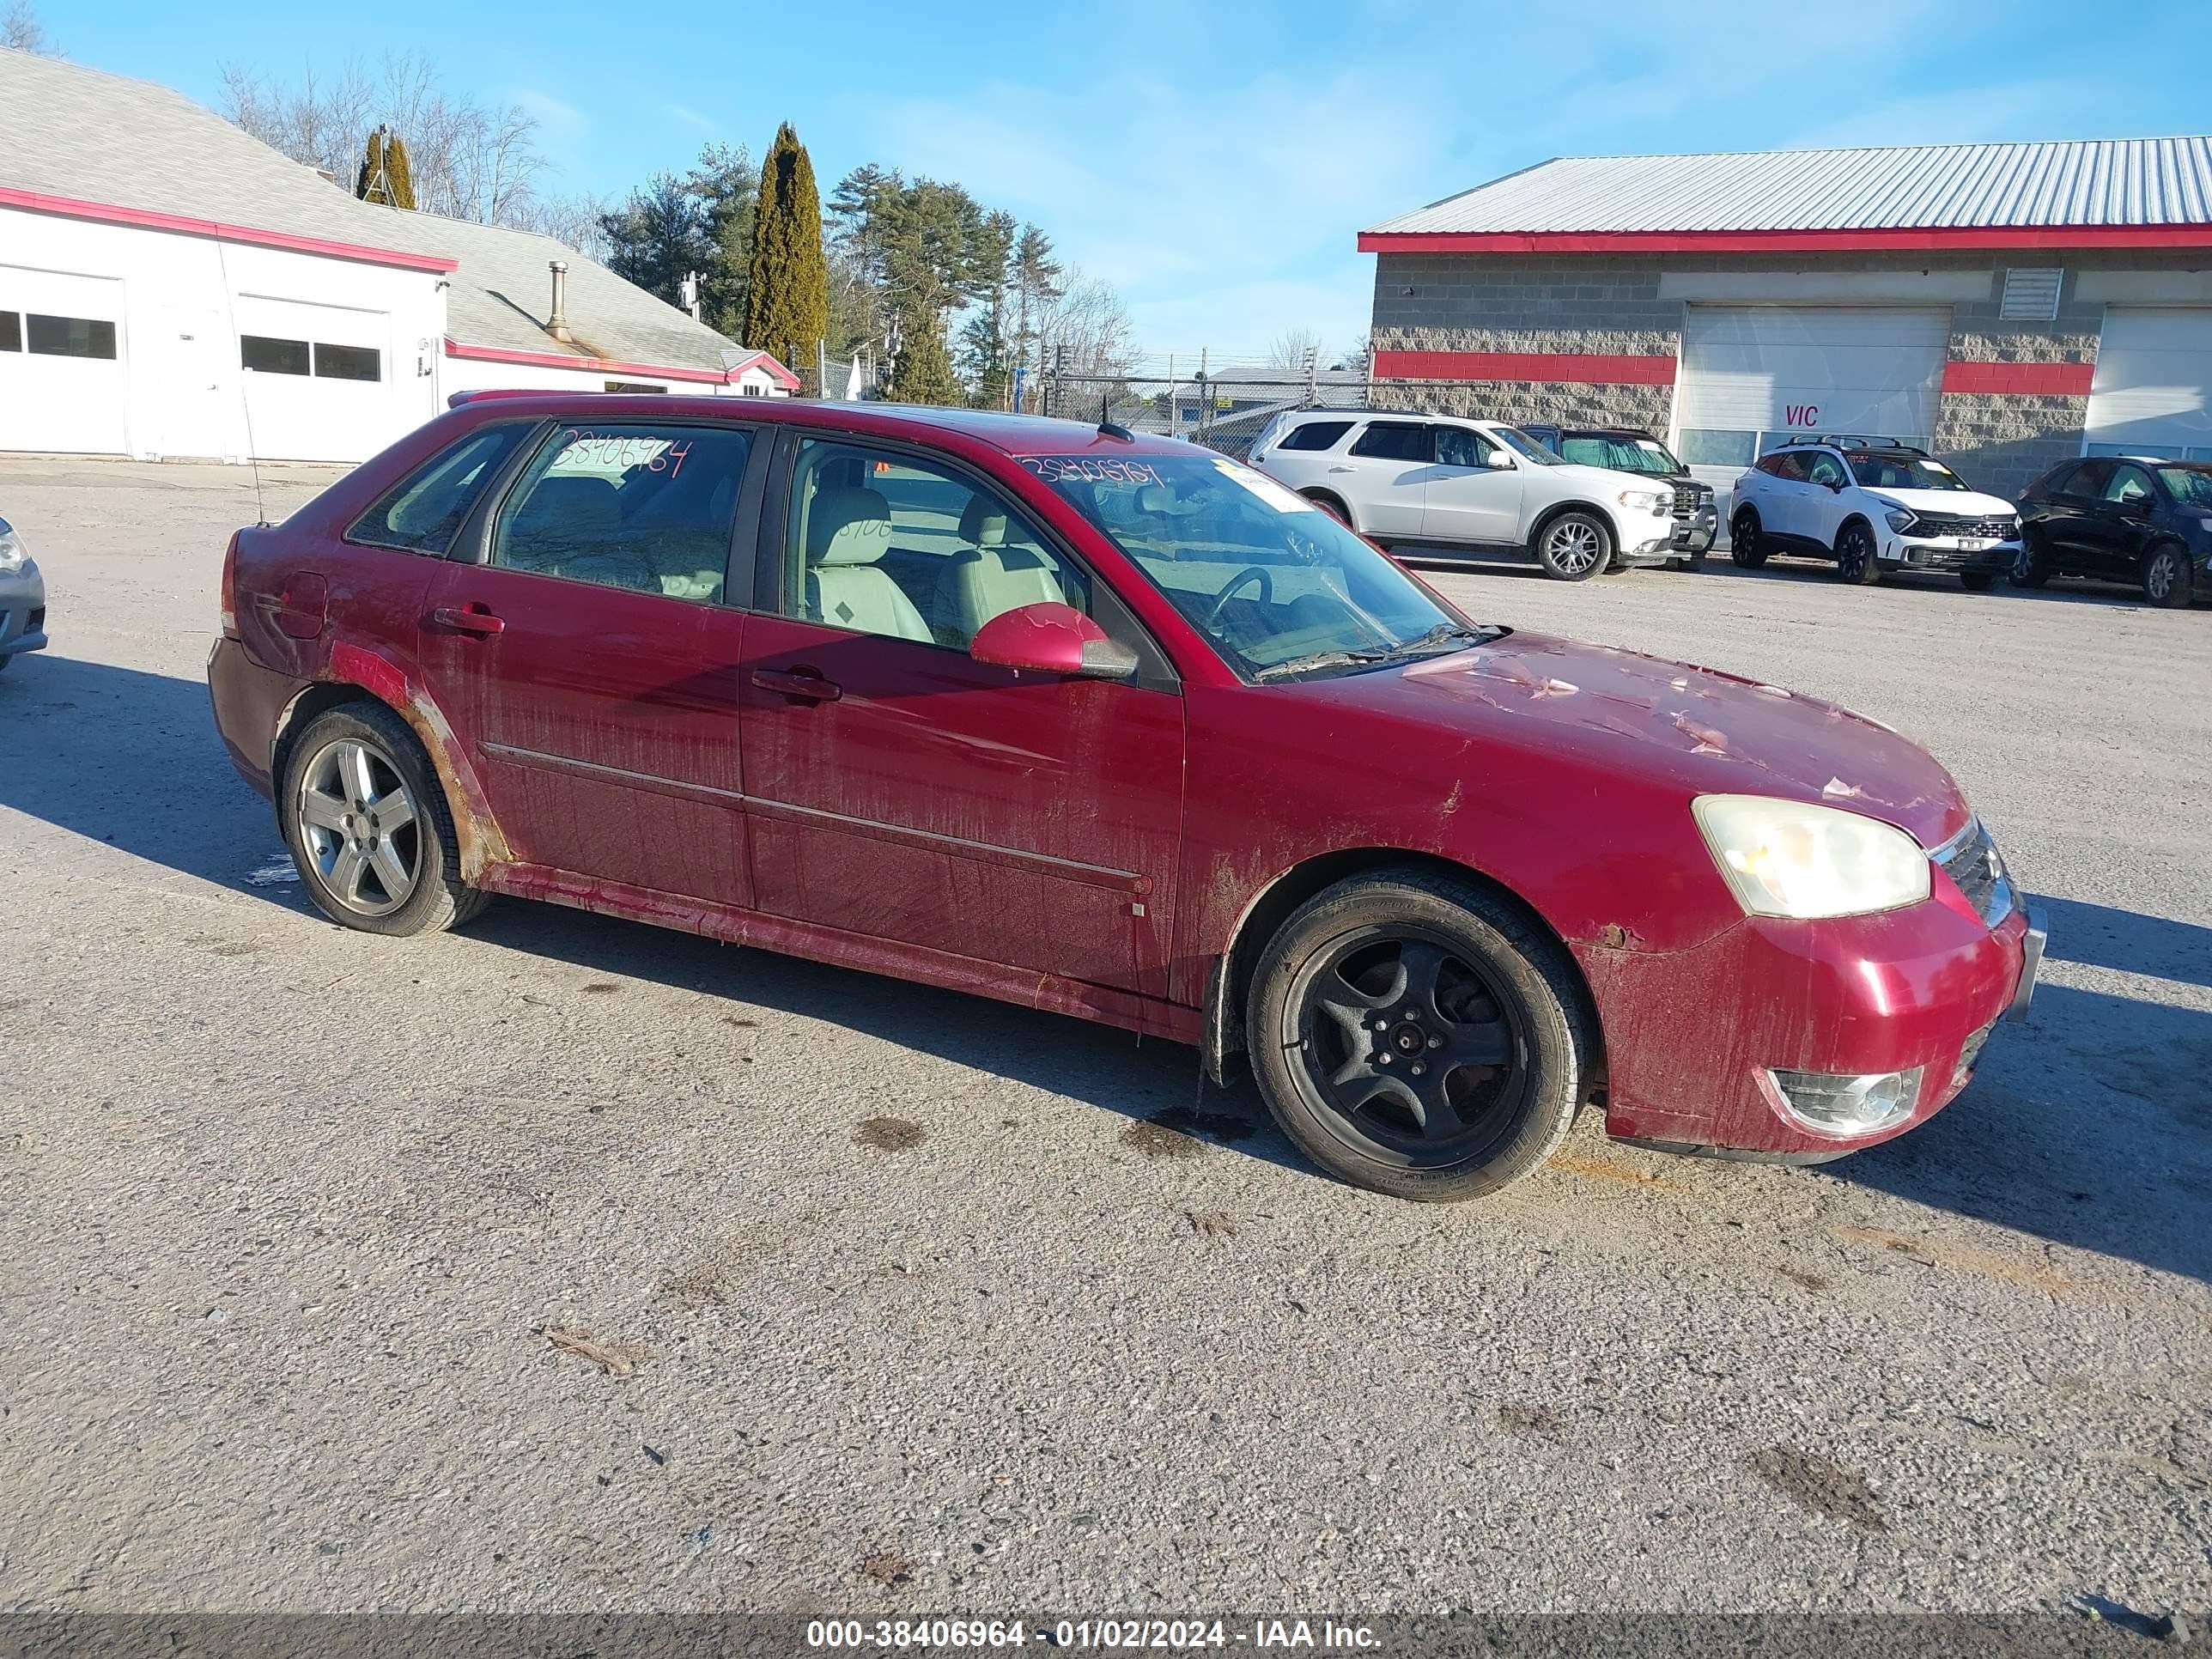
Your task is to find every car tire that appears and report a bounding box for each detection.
[279,702,488,938]
[1835,521,1881,585]
[1301,490,1352,528]
[2008,536,2051,589]
[1729,511,1770,568]
[1960,571,1996,592]
[1534,512,1611,581]
[2142,544,2195,609]
[1245,868,1594,1202]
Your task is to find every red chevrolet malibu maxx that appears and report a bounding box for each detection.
[210,395,2045,1200]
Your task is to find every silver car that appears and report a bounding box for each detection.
[0,514,48,672]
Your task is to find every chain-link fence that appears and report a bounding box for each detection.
[1042,363,1371,459]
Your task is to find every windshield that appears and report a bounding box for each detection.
[1020,453,1498,680]
[1559,434,1684,476]
[2157,466,2212,507]
[1492,427,1560,465]
[1848,453,1970,492]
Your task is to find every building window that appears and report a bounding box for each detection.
[1677,429,1759,468]
[0,312,20,352]
[740,384,765,397]
[242,335,310,375]
[605,380,667,394]
[27,313,118,360]
[313,343,381,382]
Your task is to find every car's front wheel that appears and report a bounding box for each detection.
[2142,544,2195,609]
[1729,510,1770,568]
[2009,535,2051,589]
[1836,521,1881,585]
[279,702,487,936]
[1534,513,1610,581]
[1245,870,1593,1201]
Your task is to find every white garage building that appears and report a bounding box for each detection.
[0,49,796,466]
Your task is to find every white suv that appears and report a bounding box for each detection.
[1728,437,2022,589]
[1249,410,1682,581]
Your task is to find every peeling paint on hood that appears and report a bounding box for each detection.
[1297,632,1970,848]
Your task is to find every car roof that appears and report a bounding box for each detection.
[1547,425,1661,440]
[447,391,1199,459]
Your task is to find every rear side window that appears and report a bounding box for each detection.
[1763,452,1812,482]
[490,421,753,604]
[1348,422,1434,463]
[347,423,535,555]
[1278,420,1352,452]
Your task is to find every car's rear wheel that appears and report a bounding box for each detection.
[1729,510,1770,568]
[1960,571,1996,592]
[1534,513,1610,581]
[279,702,486,937]
[1301,490,1352,527]
[1246,870,1592,1202]
[1836,521,1881,585]
[2142,544,2194,609]
[2009,535,2051,589]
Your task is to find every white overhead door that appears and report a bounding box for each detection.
[0,266,130,455]
[2085,307,2212,460]
[1673,306,1950,466]
[235,294,393,464]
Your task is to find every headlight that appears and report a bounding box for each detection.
[1617,488,1669,514]
[0,520,26,574]
[1692,794,1932,919]
[1884,507,1916,532]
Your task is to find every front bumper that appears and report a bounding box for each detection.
[1670,506,1719,553]
[1622,509,1686,566]
[1576,891,2041,1158]
[0,561,48,659]
[1881,533,2020,574]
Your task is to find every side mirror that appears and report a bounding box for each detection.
[1486,452,1516,470]
[2123,494,2155,517]
[969,601,1138,681]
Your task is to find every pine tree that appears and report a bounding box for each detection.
[685,143,758,335]
[356,127,387,204]
[888,304,959,405]
[744,123,830,393]
[384,134,416,210]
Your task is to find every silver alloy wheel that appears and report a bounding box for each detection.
[2013,544,2036,580]
[2147,552,2175,601]
[295,737,421,918]
[1545,520,1603,575]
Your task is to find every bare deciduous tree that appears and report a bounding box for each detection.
[1265,327,1327,373]
[219,52,594,241]
[3,0,58,53]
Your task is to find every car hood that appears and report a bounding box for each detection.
[1305,632,1970,848]
[1867,487,2015,518]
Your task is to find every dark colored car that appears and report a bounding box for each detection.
[209,394,2044,1201]
[1518,423,1718,568]
[2013,456,2211,608]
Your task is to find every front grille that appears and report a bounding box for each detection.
[1911,511,2014,539]
[1670,481,1712,520]
[1935,819,2012,926]
[1950,1019,1997,1090]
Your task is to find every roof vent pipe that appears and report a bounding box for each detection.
[548,260,572,343]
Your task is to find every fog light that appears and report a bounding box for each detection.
[1768,1066,1923,1136]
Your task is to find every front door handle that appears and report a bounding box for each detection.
[429,604,506,636]
[1327,465,1356,473]
[751,668,842,703]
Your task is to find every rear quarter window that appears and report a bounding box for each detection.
[346,423,536,555]
[1278,420,1353,452]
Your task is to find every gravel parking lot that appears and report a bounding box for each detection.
[2,457,2207,1618]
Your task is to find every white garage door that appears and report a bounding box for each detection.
[0,266,131,456]
[235,294,394,464]
[1672,306,1951,474]
[2085,307,2212,460]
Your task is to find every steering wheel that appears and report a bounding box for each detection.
[1204,565,1274,634]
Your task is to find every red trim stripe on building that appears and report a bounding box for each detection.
[1940,360,2095,397]
[0,186,459,273]
[1359,225,2212,256]
[444,338,802,391]
[1371,349,1677,386]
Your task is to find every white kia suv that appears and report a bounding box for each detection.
[1249,410,1682,580]
[1728,437,2022,589]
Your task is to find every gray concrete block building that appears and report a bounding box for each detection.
[1360,139,2212,500]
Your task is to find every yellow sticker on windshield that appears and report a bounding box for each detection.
[1213,458,1316,514]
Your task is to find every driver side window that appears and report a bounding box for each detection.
[781,439,1091,649]
[1806,453,1849,488]
[2105,464,2154,504]
[1434,427,1491,469]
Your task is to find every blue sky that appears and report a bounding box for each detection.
[39,0,2212,357]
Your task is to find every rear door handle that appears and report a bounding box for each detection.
[429,605,506,636]
[1327,465,1356,473]
[751,669,842,703]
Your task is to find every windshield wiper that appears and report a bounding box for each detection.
[1253,624,1495,683]
[1389,622,1494,656]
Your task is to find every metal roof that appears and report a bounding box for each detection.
[1364,138,2212,240]
[0,46,746,375]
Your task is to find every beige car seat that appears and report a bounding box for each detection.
[805,486,932,642]
[933,496,1065,644]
